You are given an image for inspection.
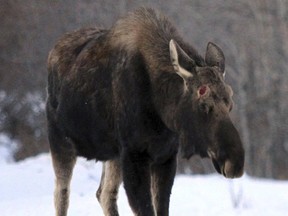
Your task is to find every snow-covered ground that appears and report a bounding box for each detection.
[1,153,288,216]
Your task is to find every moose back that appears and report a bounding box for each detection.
[46,7,244,216]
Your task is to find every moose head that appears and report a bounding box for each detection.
[169,40,244,178]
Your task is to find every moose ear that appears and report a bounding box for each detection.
[169,39,195,81]
[205,42,225,74]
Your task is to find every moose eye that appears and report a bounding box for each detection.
[199,86,207,96]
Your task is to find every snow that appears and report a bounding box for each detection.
[1,153,288,216]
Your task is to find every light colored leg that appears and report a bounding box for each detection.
[52,152,76,216]
[97,159,122,216]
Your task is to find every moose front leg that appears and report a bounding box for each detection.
[96,159,122,216]
[122,149,155,216]
[151,155,177,216]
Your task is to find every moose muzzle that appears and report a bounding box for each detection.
[209,119,245,179]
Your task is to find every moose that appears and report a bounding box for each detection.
[46,7,244,216]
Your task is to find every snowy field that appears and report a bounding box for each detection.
[1,153,288,216]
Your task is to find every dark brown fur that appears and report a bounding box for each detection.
[47,8,244,216]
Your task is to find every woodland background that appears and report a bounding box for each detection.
[1,0,287,179]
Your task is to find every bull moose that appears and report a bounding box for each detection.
[46,7,244,216]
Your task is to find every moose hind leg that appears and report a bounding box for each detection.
[51,149,76,216]
[48,119,76,216]
[97,159,122,216]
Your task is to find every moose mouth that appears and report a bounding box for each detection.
[212,159,243,179]
[212,159,222,175]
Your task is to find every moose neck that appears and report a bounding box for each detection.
[108,8,205,131]
[136,39,202,133]
[149,71,186,131]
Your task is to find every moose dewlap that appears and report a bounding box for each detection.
[46,7,244,216]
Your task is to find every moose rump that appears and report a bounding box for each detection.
[46,7,244,216]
